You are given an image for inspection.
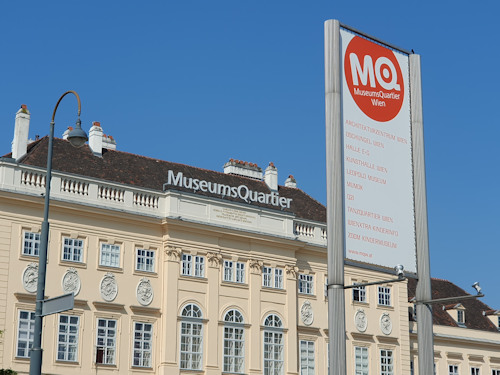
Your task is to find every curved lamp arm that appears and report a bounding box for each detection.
[51,90,81,122]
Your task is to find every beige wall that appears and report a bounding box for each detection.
[0,185,498,375]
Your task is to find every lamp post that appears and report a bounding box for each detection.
[29,91,88,375]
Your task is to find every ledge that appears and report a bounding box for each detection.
[130,305,161,317]
[14,292,36,303]
[93,301,126,312]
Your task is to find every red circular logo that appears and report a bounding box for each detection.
[344,36,404,122]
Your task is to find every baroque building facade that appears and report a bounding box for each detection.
[0,106,499,374]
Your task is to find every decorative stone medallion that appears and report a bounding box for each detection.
[136,278,153,306]
[23,263,38,293]
[62,267,81,296]
[355,308,368,332]
[100,272,118,302]
[380,313,392,335]
[300,300,314,326]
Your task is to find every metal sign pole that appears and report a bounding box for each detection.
[325,19,347,375]
[409,54,435,375]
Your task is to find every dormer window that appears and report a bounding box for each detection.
[443,303,466,327]
[482,309,500,330]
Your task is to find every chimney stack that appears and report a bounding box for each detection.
[264,162,278,191]
[89,121,103,156]
[223,159,262,180]
[11,105,31,161]
[285,175,297,188]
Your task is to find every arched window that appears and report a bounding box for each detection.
[263,314,284,375]
[223,309,245,373]
[180,304,203,370]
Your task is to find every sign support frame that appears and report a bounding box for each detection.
[325,19,433,375]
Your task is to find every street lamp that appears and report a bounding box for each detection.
[29,91,88,375]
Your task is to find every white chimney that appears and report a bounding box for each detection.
[89,121,103,156]
[264,162,278,191]
[223,159,262,180]
[102,134,116,150]
[11,105,30,161]
[285,175,297,188]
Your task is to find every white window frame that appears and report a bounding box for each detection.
[378,286,392,306]
[57,314,80,362]
[99,243,121,268]
[181,254,205,278]
[300,340,315,375]
[353,284,367,303]
[96,318,117,365]
[262,267,283,289]
[380,349,394,375]
[355,346,369,375]
[223,260,246,283]
[449,365,459,375]
[457,310,465,325]
[23,231,40,256]
[263,314,284,375]
[136,248,155,272]
[471,367,480,375]
[16,310,35,358]
[223,309,245,374]
[299,274,314,295]
[492,369,500,375]
[62,237,84,263]
[133,322,153,368]
[180,304,203,370]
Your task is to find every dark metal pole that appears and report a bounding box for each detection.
[29,121,54,375]
[29,91,84,375]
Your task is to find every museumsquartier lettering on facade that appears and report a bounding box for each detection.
[0,106,499,375]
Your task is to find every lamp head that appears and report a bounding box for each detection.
[472,282,481,294]
[67,118,88,148]
[394,264,405,278]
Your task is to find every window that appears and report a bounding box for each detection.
[23,231,40,256]
[355,346,369,375]
[133,322,153,368]
[96,318,117,365]
[224,261,246,283]
[353,284,366,303]
[181,254,205,277]
[17,310,35,358]
[263,314,284,375]
[380,349,394,375]
[262,267,283,289]
[223,309,244,374]
[378,286,391,306]
[299,274,314,295]
[300,340,315,375]
[57,315,80,362]
[457,310,465,325]
[99,244,120,268]
[492,370,500,375]
[180,304,203,370]
[471,368,480,375]
[136,249,155,272]
[411,360,414,375]
[449,365,459,375]
[62,237,84,263]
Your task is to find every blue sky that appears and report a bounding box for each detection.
[1,1,499,307]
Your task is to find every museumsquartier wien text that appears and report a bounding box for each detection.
[164,170,293,208]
